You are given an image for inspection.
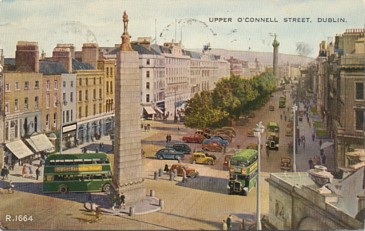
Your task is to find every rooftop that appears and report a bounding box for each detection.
[40,60,68,75]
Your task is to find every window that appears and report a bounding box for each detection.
[54,80,58,89]
[66,110,70,123]
[94,77,96,85]
[5,122,9,141]
[14,99,19,111]
[146,94,150,102]
[355,110,364,131]
[93,104,96,115]
[85,90,88,100]
[79,91,82,101]
[99,89,102,98]
[106,81,109,93]
[63,93,66,102]
[146,82,150,89]
[46,80,50,90]
[71,110,73,121]
[85,105,88,117]
[53,113,57,128]
[70,92,73,102]
[99,78,102,84]
[35,96,39,109]
[46,93,50,108]
[24,81,29,90]
[70,81,74,87]
[14,120,18,138]
[15,82,19,90]
[86,79,88,86]
[110,82,113,93]
[24,97,28,110]
[5,101,9,114]
[355,82,364,100]
[54,93,58,107]
[146,59,150,65]
[79,78,82,86]
[35,81,39,89]
[106,67,109,76]
[63,111,65,124]
[93,89,96,99]
[46,114,50,130]
[99,103,102,114]
[63,81,66,88]
[5,84,10,92]
[146,71,150,78]
[79,107,82,119]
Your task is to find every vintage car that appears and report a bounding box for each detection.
[182,134,205,143]
[155,148,185,160]
[209,136,229,146]
[166,143,191,154]
[195,129,211,139]
[202,140,223,152]
[169,164,199,178]
[214,128,236,138]
[223,154,233,170]
[280,157,292,171]
[194,150,217,160]
[190,152,215,165]
[247,128,255,137]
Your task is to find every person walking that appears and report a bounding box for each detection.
[164,164,169,173]
[1,166,6,180]
[320,153,326,165]
[120,192,126,209]
[28,165,33,178]
[182,167,187,183]
[226,215,232,231]
[36,167,40,180]
[308,158,314,169]
[222,219,228,231]
[166,134,169,143]
[239,218,245,230]
[22,164,27,178]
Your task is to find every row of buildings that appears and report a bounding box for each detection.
[303,28,365,169]
[0,37,231,167]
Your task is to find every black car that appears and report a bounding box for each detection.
[166,143,191,154]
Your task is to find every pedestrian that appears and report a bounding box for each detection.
[239,218,245,230]
[96,148,99,153]
[226,215,232,231]
[99,142,102,151]
[112,192,120,211]
[36,167,40,180]
[144,125,147,131]
[166,134,169,143]
[320,153,326,165]
[308,158,314,169]
[120,192,126,209]
[28,165,33,177]
[22,164,27,178]
[222,219,228,231]
[298,137,301,146]
[302,139,306,150]
[168,134,172,143]
[319,139,322,147]
[312,133,315,142]
[182,167,187,183]
[147,124,151,130]
[1,166,6,180]
[164,163,169,173]
[4,166,9,180]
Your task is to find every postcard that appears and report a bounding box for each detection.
[0,0,364,230]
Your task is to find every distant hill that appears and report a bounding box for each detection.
[190,48,314,66]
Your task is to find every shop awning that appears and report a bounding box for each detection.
[6,140,34,159]
[320,141,334,150]
[144,106,156,115]
[154,107,163,114]
[26,134,55,153]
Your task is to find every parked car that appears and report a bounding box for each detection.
[169,164,199,178]
[155,148,185,160]
[190,152,215,165]
[194,150,217,160]
[209,136,229,146]
[223,154,233,170]
[202,140,223,152]
[214,129,235,138]
[213,134,232,143]
[166,143,191,154]
[182,134,205,143]
[195,129,211,139]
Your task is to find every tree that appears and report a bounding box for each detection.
[184,91,228,129]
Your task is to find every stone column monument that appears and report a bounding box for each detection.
[113,11,145,204]
[272,34,280,84]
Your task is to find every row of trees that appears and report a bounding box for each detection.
[184,72,276,129]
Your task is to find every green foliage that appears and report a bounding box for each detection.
[184,72,276,129]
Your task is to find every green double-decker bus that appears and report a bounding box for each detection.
[279,96,286,108]
[43,153,112,193]
[266,122,280,150]
[227,149,258,196]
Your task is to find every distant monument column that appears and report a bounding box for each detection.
[272,34,280,85]
[113,11,145,203]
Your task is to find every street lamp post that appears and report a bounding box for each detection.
[292,104,298,172]
[174,88,177,123]
[254,121,265,231]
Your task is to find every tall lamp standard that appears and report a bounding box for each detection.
[292,104,298,172]
[174,88,177,123]
[254,121,265,231]
[56,100,67,154]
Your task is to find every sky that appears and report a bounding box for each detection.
[1,0,365,58]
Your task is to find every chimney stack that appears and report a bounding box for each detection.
[15,41,39,72]
[82,43,98,68]
[52,44,73,73]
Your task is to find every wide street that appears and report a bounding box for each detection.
[0,85,325,230]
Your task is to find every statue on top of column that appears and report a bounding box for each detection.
[120,11,133,51]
